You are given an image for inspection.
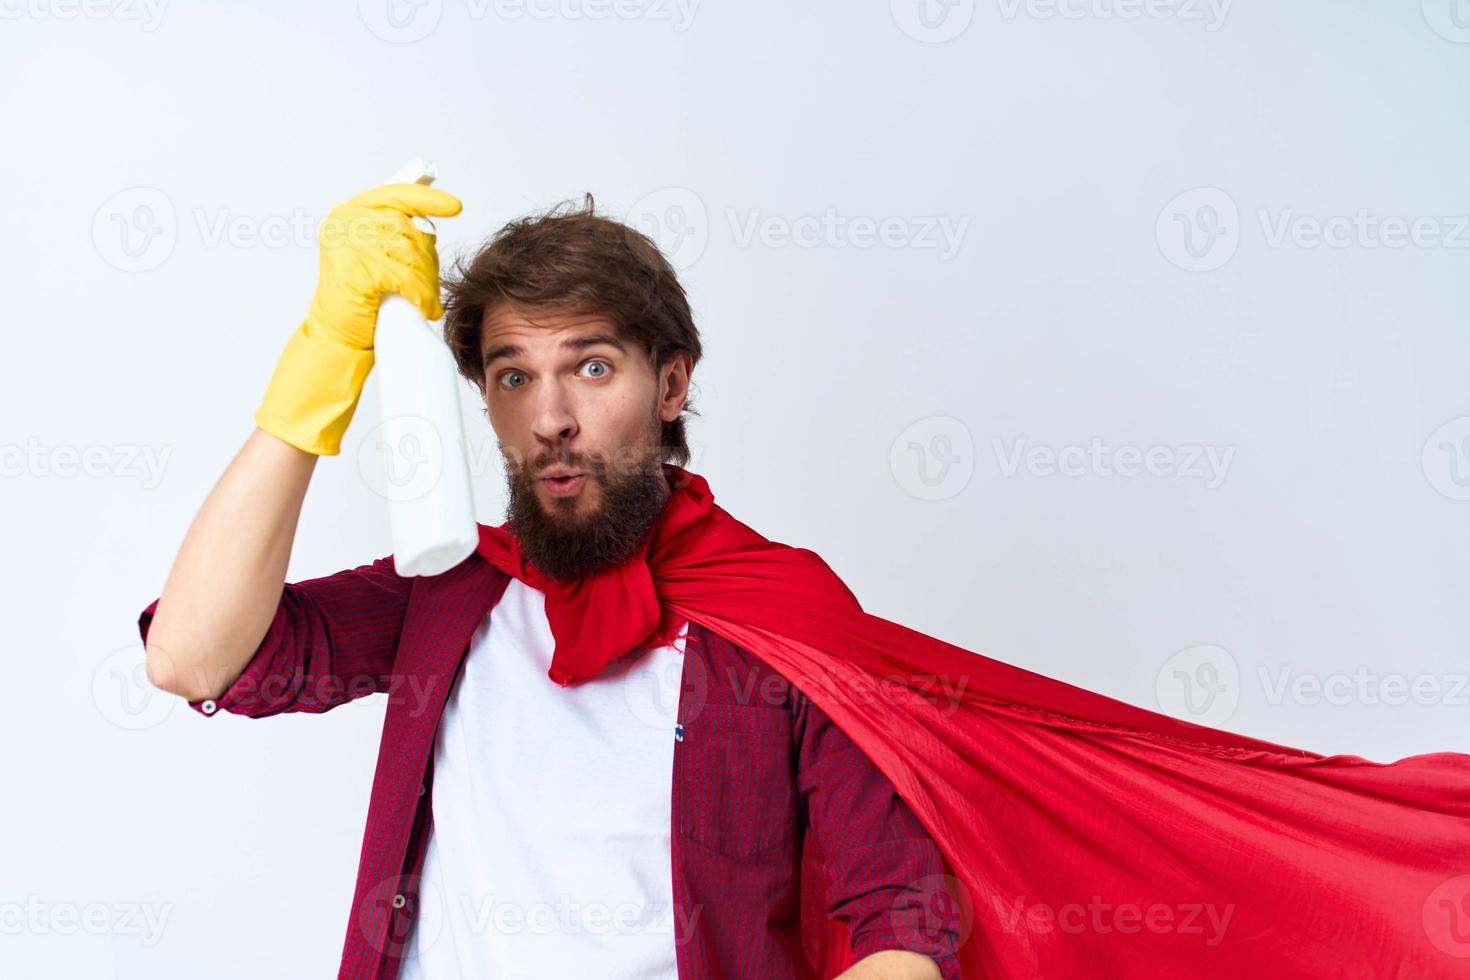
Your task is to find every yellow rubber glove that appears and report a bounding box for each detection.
[254,181,463,455]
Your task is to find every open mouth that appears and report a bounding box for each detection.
[541,473,586,495]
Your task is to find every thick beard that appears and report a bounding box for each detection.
[502,424,671,582]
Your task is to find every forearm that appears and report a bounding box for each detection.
[144,426,317,701]
[836,949,942,980]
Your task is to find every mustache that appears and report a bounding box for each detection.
[501,448,595,474]
[530,455,599,477]
[515,450,654,480]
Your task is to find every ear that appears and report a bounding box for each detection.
[658,352,693,422]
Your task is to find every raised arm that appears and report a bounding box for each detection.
[140,173,462,706]
[143,427,318,702]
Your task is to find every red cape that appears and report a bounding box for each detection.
[475,464,1470,978]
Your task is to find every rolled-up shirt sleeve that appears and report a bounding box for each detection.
[794,689,963,979]
[137,554,413,719]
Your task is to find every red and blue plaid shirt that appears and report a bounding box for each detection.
[138,551,962,979]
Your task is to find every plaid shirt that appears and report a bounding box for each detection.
[137,551,961,979]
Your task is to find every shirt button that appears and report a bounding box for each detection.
[674,723,684,743]
[418,783,426,798]
[392,893,407,909]
[200,699,218,715]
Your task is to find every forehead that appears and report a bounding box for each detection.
[480,304,618,348]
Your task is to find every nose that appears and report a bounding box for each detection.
[529,382,578,458]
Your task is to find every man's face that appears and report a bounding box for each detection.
[479,303,692,581]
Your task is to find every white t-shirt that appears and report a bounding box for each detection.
[397,575,687,979]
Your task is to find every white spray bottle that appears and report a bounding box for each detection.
[369,157,479,576]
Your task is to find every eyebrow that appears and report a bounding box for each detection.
[482,333,628,372]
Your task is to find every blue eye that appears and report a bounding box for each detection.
[497,360,610,391]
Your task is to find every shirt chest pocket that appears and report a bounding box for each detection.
[674,702,798,860]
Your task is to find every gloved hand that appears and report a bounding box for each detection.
[254,181,463,455]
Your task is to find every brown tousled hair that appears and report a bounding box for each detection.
[441,194,702,467]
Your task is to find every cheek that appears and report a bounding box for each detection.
[483,399,527,466]
[604,387,652,430]
[482,398,504,439]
